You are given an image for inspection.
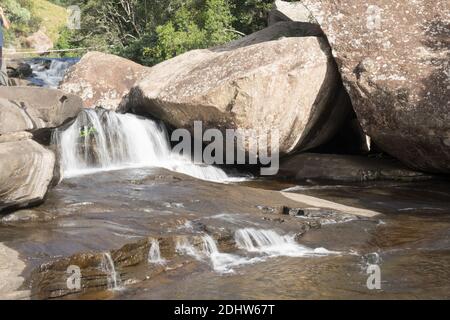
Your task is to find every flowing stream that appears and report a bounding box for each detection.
[28,58,79,88]
[1,57,448,300]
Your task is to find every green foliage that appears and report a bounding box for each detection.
[63,0,272,66]
[148,0,236,63]
[230,0,273,35]
[79,126,97,138]
[54,26,78,57]
[3,0,273,63]
[2,0,41,46]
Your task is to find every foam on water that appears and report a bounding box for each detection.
[176,235,261,274]
[175,231,336,274]
[234,228,337,257]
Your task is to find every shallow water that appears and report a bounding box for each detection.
[1,168,448,299]
[27,58,79,88]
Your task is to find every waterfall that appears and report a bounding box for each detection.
[174,231,336,273]
[54,109,231,182]
[176,235,260,274]
[148,239,166,264]
[29,58,78,88]
[101,252,122,290]
[175,237,204,261]
[234,228,335,257]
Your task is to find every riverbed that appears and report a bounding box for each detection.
[1,168,449,299]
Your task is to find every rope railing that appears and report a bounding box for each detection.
[2,45,115,59]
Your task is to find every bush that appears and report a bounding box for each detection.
[61,0,273,66]
[2,0,41,47]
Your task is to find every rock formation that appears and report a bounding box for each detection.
[271,0,450,173]
[60,52,150,110]
[121,22,351,157]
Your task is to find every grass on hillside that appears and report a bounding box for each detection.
[32,0,68,43]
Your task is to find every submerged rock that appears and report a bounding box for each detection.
[121,21,352,157]
[0,136,55,212]
[60,51,150,111]
[274,0,450,173]
[278,153,434,182]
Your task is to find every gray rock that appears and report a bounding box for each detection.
[7,61,32,78]
[0,137,55,212]
[121,22,351,157]
[278,153,434,182]
[60,51,150,110]
[268,0,314,25]
[0,99,34,134]
[276,0,450,173]
[0,87,83,135]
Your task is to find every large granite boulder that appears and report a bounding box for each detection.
[60,52,150,110]
[121,22,351,157]
[0,87,83,135]
[268,0,313,25]
[272,0,450,173]
[0,133,55,212]
[0,99,34,134]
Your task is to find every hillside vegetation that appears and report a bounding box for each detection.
[3,0,273,64]
[31,0,67,42]
[2,0,67,48]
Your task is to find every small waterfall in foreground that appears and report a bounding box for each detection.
[148,239,166,264]
[54,109,230,182]
[234,228,334,257]
[174,230,337,274]
[101,252,122,290]
[176,235,262,274]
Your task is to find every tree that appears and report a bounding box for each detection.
[55,0,273,65]
[2,0,41,47]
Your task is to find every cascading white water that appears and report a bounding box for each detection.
[30,59,78,88]
[201,235,260,273]
[174,230,337,274]
[101,252,122,290]
[175,237,205,261]
[234,228,335,257]
[176,235,261,274]
[148,239,166,264]
[54,109,231,182]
